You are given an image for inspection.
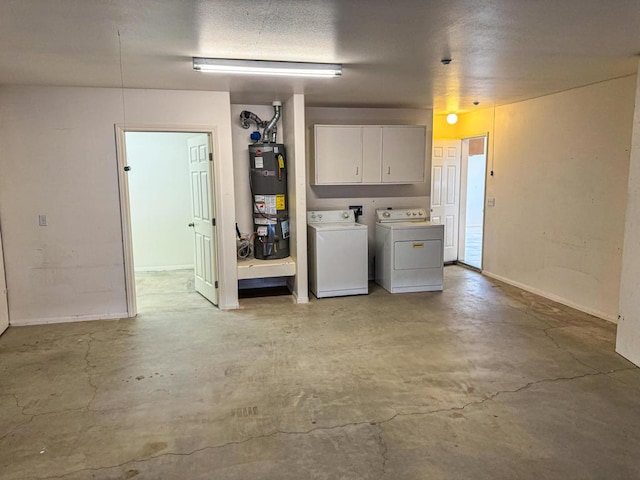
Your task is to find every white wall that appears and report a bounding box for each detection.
[446,76,635,321]
[0,86,237,325]
[283,94,309,303]
[617,65,640,366]
[305,107,433,277]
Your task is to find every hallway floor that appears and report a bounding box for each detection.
[135,269,212,314]
[1,267,639,479]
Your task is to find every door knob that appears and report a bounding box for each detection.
[188,223,195,227]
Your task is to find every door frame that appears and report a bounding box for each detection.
[115,124,222,317]
[457,133,489,270]
[0,225,9,334]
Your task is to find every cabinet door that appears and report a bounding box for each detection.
[362,126,382,183]
[315,126,362,184]
[381,126,426,183]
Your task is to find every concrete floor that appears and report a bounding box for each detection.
[1,266,639,479]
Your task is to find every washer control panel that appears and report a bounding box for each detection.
[375,208,428,222]
[308,210,356,224]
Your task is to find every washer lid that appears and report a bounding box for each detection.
[309,222,367,231]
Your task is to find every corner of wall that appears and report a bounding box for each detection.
[616,66,640,367]
[283,94,309,302]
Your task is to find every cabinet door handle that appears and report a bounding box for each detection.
[387,166,391,175]
[356,166,359,175]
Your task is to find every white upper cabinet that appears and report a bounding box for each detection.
[314,126,362,184]
[312,125,426,185]
[382,126,426,183]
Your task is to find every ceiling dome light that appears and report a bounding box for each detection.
[446,113,458,125]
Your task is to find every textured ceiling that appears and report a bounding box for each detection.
[0,0,639,113]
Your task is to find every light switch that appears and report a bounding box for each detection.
[38,214,47,226]
[487,198,495,207]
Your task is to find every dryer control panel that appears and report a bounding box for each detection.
[375,208,428,222]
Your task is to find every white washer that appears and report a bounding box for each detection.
[375,208,444,293]
[308,210,368,298]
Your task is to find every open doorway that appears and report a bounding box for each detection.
[117,129,219,316]
[458,136,487,269]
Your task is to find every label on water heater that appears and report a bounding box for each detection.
[254,156,264,168]
[281,220,289,239]
[254,195,277,214]
[276,194,285,210]
[255,218,276,225]
[254,195,266,213]
[257,226,268,236]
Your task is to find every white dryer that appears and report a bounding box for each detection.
[308,210,368,298]
[375,208,444,293]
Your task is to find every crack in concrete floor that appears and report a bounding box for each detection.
[2,334,101,444]
[375,424,389,480]
[499,292,622,375]
[542,326,601,372]
[82,334,99,410]
[4,269,639,479]
[27,366,636,480]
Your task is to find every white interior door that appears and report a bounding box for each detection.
[188,134,218,305]
[0,227,9,335]
[430,140,461,262]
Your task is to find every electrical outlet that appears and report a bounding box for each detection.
[348,205,363,217]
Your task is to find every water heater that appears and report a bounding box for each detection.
[240,102,289,260]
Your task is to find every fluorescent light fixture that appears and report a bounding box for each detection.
[193,57,342,77]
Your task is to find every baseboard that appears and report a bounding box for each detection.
[482,271,617,324]
[134,265,194,272]
[11,312,130,327]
